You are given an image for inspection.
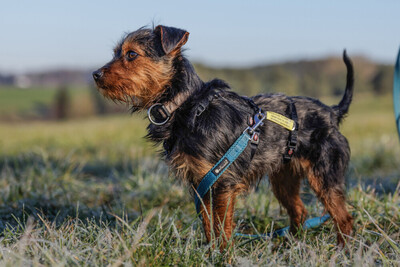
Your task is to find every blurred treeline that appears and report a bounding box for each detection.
[0,55,394,121]
[196,56,393,97]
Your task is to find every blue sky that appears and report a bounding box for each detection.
[1,0,399,73]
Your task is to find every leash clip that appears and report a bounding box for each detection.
[147,103,171,126]
[245,110,266,136]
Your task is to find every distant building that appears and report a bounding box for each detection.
[0,73,15,86]
[15,75,32,88]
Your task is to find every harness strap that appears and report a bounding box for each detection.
[245,97,262,160]
[195,91,221,117]
[194,131,253,214]
[195,111,266,214]
[283,98,298,162]
[243,96,260,114]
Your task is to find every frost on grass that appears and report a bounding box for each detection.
[0,149,399,266]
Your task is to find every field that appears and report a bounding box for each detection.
[0,91,399,265]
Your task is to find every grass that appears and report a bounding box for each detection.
[0,86,95,120]
[0,93,399,265]
[0,86,58,113]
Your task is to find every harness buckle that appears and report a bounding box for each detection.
[284,139,297,161]
[147,103,171,126]
[250,130,260,145]
[196,103,207,117]
[244,111,266,136]
[287,140,297,148]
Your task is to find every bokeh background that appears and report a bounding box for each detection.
[0,1,400,265]
[1,1,399,119]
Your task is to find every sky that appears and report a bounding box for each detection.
[1,0,400,73]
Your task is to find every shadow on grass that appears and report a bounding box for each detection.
[0,152,172,233]
[0,148,398,235]
[0,198,137,234]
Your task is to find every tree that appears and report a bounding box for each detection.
[371,66,393,95]
[54,86,70,120]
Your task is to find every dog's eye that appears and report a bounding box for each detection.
[126,51,138,60]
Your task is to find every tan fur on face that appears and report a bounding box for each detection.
[98,39,174,109]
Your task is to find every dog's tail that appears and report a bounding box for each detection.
[333,50,354,124]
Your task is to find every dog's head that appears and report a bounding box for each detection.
[93,25,189,110]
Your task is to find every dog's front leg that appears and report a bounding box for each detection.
[199,189,237,250]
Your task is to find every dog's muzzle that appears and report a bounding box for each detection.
[92,69,104,82]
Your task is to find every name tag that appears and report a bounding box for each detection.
[266,111,295,131]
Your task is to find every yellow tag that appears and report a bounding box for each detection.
[266,111,295,131]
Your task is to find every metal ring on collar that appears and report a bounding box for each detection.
[147,103,170,126]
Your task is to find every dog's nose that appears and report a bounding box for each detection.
[92,69,103,81]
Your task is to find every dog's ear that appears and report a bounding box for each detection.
[154,25,189,55]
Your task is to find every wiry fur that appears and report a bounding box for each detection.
[93,25,354,249]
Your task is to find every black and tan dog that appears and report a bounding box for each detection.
[93,25,354,248]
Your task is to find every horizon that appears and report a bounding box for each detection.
[1,1,400,73]
[0,53,390,76]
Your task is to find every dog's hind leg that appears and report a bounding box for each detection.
[269,167,308,235]
[301,156,353,247]
[307,172,353,247]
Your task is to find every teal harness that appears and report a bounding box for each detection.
[194,110,266,214]
[194,106,330,238]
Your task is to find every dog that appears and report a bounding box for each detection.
[93,25,354,249]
